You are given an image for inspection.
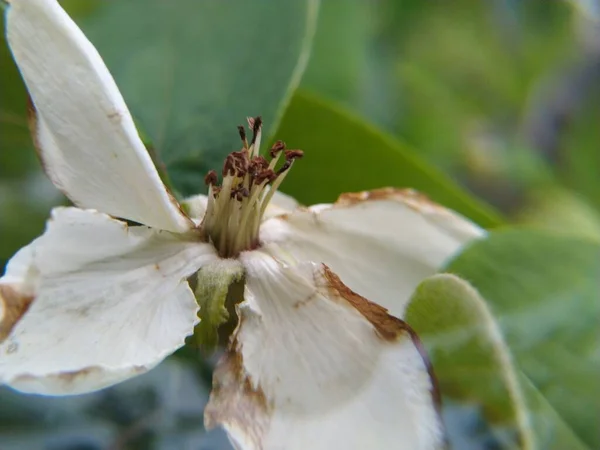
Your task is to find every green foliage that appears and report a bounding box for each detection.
[301,0,369,104]
[407,273,591,450]
[517,186,600,242]
[406,274,532,448]
[81,0,319,197]
[277,91,503,228]
[559,82,600,212]
[0,23,32,180]
[445,229,600,448]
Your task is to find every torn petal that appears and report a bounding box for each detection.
[205,250,445,450]
[260,188,485,318]
[0,207,217,395]
[6,0,192,232]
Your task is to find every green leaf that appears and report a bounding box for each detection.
[0,1,100,180]
[518,371,589,450]
[275,91,503,228]
[517,186,600,242]
[0,2,102,272]
[406,274,590,449]
[301,0,369,103]
[0,18,35,180]
[406,274,534,449]
[558,80,600,214]
[445,229,600,448]
[82,0,319,197]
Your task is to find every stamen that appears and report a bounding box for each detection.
[200,120,301,258]
[260,150,303,221]
[268,141,285,171]
[238,125,248,149]
[270,140,285,158]
[204,170,218,186]
[248,116,262,145]
[248,116,262,158]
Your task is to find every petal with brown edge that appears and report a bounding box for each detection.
[0,285,34,343]
[205,249,445,450]
[0,238,41,344]
[259,187,485,319]
[0,207,217,395]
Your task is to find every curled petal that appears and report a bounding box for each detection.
[0,208,217,395]
[6,0,192,232]
[260,188,485,318]
[205,250,445,450]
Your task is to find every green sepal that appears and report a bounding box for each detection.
[192,261,244,354]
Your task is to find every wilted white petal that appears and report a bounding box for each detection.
[260,188,485,318]
[0,207,217,395]
[6,0,192,232]
[205,250,445,450]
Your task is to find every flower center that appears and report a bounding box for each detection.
[201,117,303,258]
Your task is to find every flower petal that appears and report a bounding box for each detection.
[182,194,209,223]
[6,0,192,232]
[0,207,217,395]
[260,188,485,318]
[0,240,40,343]
[262,189,300,220]
[205,250,445,450]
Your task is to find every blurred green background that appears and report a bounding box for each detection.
[1,0,599,449]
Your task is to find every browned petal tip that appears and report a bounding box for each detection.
[205,348,270,446]
[336,188,447,214]
[0,284,34,343]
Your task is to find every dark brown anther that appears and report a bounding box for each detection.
[285,149,304,160]
[204,170,218,186]
[254,168,276,185]
[255,156,269,170]
[235,187,250,201]
[269,140,286,158]
[222,154,236,176]
[248,156,268,177]
[238,125,247,145]
[249,116,263,145]
[230,150,249,175]
[276,160,292,175]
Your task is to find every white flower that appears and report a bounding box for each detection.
[0,0,485,448]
